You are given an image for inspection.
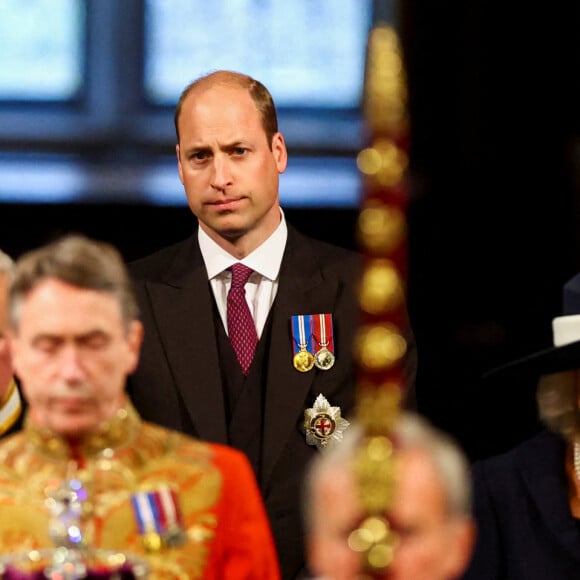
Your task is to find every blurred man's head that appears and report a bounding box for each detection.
[305,413,475,580]
[7,235,143,440]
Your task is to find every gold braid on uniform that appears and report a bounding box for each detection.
[351,14,411,578]
[0,378,22,436]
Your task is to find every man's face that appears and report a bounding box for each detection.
[9,278,142,439]
[308,467,363,580]
[384,450,474,580]
[308,449,473,580]
[176,83,287,251]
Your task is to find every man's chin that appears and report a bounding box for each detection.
[46,415,99,440]
[207,223,248,245]
[213,216,247,236]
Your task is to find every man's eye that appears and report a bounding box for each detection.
[82,335,109,349]
[191,151,209,161]
[232,147,247,156]
[34,339,59,353]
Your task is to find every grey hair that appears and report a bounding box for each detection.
[0,249,14,278]
[303,412,472,533]
[536,370,580,442]
[9,234,139,331]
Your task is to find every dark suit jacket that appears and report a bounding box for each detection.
[127,224,365,579]
[461,430,580,580]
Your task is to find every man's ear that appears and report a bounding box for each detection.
[5,330,21,378]
[0,334,14,397]
[445,519,477,578]
[176,144,185,185]
[126,320,144,374]
[272,132,288,174]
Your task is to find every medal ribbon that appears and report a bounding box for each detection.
[157,487,184,529]
[131,488,183,536]
[313,313,334,354]
[291,314,314,357]
[132,492,160,535]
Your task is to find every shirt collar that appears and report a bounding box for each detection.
[199,210,288,281]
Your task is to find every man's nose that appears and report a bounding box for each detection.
[59,345,86,381]
[210,156,233,191]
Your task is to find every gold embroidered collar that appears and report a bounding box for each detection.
[23,401,142,461]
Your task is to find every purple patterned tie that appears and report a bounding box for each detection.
[227,263,258,376]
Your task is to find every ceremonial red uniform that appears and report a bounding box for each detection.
[0,403,281,579]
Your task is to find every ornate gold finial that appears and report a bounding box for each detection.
[362,24,408,135]
[353,8,410,577]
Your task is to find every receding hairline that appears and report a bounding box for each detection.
[188,70,258,93]
[174,69,279,145]
[175,71,257,128]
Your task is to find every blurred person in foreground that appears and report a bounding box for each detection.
[0,234,280,579]
[0,249,22,435]
[127,69,417,579]
[461,272,580,580]
[304,412,475,580]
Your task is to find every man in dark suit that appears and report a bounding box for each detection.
[127,70,415,580]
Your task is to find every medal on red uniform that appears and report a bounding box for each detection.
[312,313,335,370]
[291,314,315,372]
[131,486,186,551]
[304,394,350,450]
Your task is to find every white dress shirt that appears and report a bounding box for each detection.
[198,212,288,339]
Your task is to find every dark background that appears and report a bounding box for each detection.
[1,1,579,462]
[402,1,580,459]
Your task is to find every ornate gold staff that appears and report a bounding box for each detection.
[350,6,410,577]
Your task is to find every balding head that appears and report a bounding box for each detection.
[174,70,279,148]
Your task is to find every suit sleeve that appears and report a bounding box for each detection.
[460,461,504,580]
[214,447,282,580]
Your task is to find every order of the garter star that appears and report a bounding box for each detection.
[304,394,350,450]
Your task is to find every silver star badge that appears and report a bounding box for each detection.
[304,394,350,450]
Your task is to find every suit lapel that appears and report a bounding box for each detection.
[145,237,228,443]
[261,228,342,488]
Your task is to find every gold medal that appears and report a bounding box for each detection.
[312,314,335,371]
[294,348,315,372]
[291,315,316,372]
[142,532,163,552]
[314,346,335,370]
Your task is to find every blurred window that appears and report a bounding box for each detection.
[0,0,84,101]
[144,0,371,109]
[0,0,374,207]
